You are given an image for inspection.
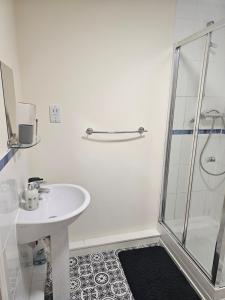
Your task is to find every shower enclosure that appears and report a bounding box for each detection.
[160,19,225,290]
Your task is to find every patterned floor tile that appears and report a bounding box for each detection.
[45,243,159,299]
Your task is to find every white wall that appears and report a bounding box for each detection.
[0,0,29,299]
[15,0,176,243]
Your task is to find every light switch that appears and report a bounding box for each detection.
[49,104,61,123]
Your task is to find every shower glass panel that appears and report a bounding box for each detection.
[164,37,206,241]
[186,26,225,279]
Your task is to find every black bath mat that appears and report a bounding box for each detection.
[118,246,201,300]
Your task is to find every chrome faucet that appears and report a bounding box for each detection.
[38,186,50,194]
[28,177,50,193]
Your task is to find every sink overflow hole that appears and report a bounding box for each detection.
[49,216,57,219]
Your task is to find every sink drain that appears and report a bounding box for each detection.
[48,216,57,219]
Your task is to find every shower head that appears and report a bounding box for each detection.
[189,110,225,123]
[202,111,225,119]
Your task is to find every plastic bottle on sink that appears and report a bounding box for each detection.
[23,183,39,211]
[33,239,47,265]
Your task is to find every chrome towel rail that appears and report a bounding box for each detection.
[86,127,148,135]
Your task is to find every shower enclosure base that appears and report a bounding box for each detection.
[166,216,219,276]
[159,222,225,300]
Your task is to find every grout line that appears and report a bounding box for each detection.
[172,129,223,135]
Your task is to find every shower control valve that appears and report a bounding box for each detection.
[206,156,216,163]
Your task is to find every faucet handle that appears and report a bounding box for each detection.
[28,177,46,189]
[28,177,44,183]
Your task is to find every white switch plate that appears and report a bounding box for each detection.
[49,104,61,123]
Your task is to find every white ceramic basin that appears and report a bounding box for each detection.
[16,183,90,300]
[16,184,90,243]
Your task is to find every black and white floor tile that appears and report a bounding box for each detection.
[45,243,159,300]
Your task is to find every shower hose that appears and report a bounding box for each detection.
[199,110,225,176]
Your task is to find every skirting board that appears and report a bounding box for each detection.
[69,229,160,256]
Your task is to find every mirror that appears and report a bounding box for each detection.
[0,62,17,144]
[0,62,39,148]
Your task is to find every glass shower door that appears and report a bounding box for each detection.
[186,26,225,279]
[163,36,206,241]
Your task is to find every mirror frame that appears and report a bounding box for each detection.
[0,61,17,145]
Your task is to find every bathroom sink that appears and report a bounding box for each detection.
[16,184,90,300]
[16,184,90,243]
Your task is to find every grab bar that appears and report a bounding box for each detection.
[86,127,148,135]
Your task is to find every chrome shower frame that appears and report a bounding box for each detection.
[159,19,225,288]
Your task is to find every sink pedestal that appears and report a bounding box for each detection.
[51,227,70,300]
[16,184,90,300]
